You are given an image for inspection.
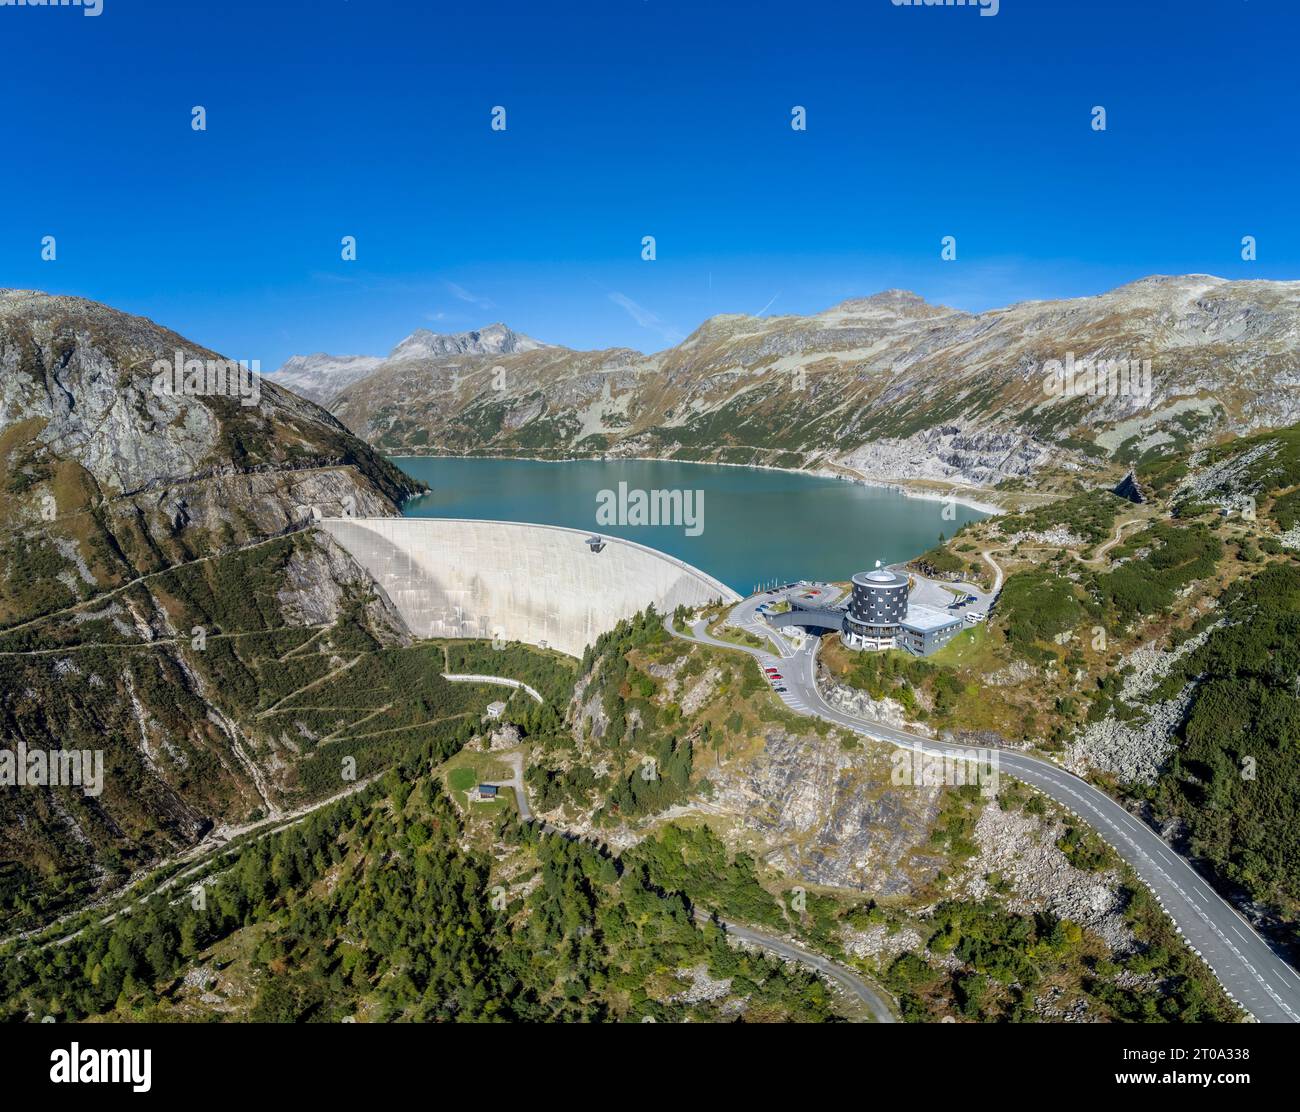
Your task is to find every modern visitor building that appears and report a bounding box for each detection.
[841,564,966,656]
[843,567,910,650]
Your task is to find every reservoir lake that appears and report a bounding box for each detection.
[393,457,989,594]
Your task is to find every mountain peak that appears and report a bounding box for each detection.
[819,289,956,321]
[388,323,548,362]
[270,352,385,403]
[272,323,552,404]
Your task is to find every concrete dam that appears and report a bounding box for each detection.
[319,517,740,658]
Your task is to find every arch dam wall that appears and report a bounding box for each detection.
[318,517,740,658]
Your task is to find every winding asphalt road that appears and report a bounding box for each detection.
[691,910,895,1022]
[671,594,1300,1024]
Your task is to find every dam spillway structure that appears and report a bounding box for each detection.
[318,517,739,658]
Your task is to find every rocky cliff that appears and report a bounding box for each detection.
[0,291,424,930]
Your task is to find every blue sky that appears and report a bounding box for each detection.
[1,0,1296,369]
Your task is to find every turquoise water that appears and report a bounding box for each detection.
[393,457,988,593]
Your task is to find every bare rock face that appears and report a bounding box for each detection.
[0,290,421,553]
[276,535,409,642]
[269,353,384,404]
[0,292,404,498]
[706,725,944,894]
[957,804,1132,954]
[387,323,548,363]
[837,425,1058,488]
[680,666,722,717]
[271,325,550,407]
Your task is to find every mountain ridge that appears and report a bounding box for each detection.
[270,322,550,403]
[305,275,1300,494]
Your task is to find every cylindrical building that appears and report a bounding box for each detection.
[843,566,909,650]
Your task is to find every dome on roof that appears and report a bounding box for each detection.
[851,567,907,590]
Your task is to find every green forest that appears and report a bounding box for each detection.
[0,740,841,1023]
[1149,563,1300,926]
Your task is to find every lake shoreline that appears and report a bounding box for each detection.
[390,454,992,592]
[387,451,1006,517]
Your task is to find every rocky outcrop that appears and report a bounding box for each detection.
[958,804,1132,953]
[275,535,409,641]
[704,724,944,893]
[837,426,1058,489]
[387,323,548,363]
[817,670,928,735]
[272,325,549,406]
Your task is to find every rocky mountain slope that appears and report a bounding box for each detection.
[0,291,426,930]
[271,323,547,405]
[512,609,1236,1022]
[269,353,383,404]
[386,322,547,362]
[318,276,1300,492]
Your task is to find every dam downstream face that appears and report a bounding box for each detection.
[393,457,989,594]
[318,517,738,658]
